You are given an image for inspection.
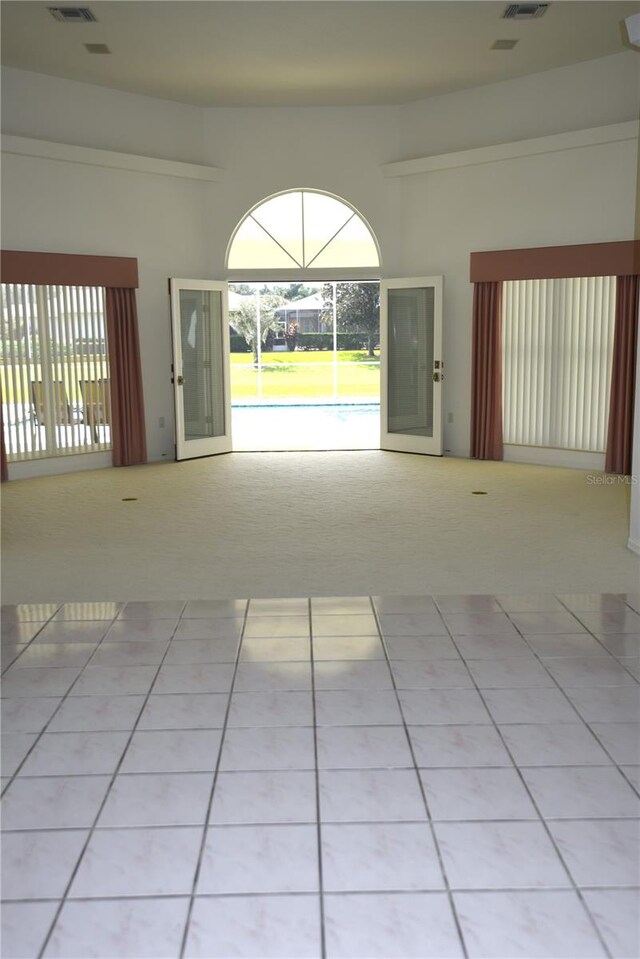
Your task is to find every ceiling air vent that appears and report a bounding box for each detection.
[85,43,110,54]
[503,3,549,19]
[48,7,98,23]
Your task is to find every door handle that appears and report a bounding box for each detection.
[176,375,184,386]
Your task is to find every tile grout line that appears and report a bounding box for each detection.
[434,600,615,959]
[1,617,126,799]
[1,607,63,675]
[437,596,640,797]
[548,597,640,685]
[1,615,238,794]
[5,881,640,907]
[1,601,178,674]
[491,601,640,794]
[369,596,470,959]
[4,812,640,836]
[2,595,637,957]
[498,605,640,935]
[549,596,640,795]
[34,603,189,959]
[309,598,327,959]
[177,599,250,959]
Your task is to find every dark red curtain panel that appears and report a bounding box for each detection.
[0,385,8,482]
[105,287,147,467]
[470,281,504,460]
[605,275,639,475]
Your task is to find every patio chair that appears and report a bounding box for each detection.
[79,378,111,443]
[30,380,82,430]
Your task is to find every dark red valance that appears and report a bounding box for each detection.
[1,250,138,288]
[470,240,640,283]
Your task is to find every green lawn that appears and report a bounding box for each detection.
[230,350,380,399]
[0,351,380,404]
[0,360,109,404]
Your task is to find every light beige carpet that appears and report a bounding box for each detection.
[2,452,638,603]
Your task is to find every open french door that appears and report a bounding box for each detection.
[170,279,232,460]
[380,276,443,455]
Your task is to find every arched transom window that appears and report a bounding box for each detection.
[227,190,380,269]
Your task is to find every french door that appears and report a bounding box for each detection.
[380,276,443,455]
[170,279,232,460]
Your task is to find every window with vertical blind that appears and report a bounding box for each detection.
[502,276,616,452]
[1,283,112,460]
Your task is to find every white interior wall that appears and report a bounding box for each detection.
[0,66,206,161]
[398,52,640,158]
[394,138,638,454]
[199,104,400,280]
[1,52,639,467]
[1,150,211,462]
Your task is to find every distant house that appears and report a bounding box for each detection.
[227,290,329,351]
[274,293,329,334]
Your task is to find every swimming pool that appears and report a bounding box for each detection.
[231,402,380,451]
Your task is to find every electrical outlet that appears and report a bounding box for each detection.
[158,417,165,428]
[447,412,454,423]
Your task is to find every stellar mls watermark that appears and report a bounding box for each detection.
[586,474,638,485]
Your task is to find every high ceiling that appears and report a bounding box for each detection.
[1,1,639,107]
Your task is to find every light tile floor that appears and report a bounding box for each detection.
[1,593,639,958]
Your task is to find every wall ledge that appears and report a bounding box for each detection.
[1,133,224,182]
[381,120,639,178]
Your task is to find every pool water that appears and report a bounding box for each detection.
[231,402,380,451]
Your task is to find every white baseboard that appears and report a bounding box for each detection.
[7,452,112,481]
[628,537,640,556]
[504,445,605,471]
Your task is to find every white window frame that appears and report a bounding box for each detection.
[226,189,381,278]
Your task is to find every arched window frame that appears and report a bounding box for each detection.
[225,188,382,282]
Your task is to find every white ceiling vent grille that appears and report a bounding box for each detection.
[503,3,549,19]
[48,7,98,23]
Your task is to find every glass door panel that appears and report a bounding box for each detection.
[170,280,231,460]
[381,277,443,455]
